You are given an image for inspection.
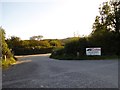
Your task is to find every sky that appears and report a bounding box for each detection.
[1,0,108,40]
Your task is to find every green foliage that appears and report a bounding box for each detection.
[50,47,65,57]
[63,37,89,56]
[39,40,51,48]
[64,38,80,55]
[109,1,120,33]
[7,37,63,55]
[90,0,120,55]
[0,27,13,58]
[51,37,89,57]
[49,40,62,47]
[0,27,16,68]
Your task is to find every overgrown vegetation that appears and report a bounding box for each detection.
[6,36,63,55]
[50,1,120,60]
[0,27,16,68]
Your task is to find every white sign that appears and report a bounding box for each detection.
[86,48,101,55]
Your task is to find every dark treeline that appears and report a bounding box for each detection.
[6,36,63,55]
[51,1,120,59]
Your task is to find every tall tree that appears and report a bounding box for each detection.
[110,0,120,33]
[92,1,120,34]
[0,27,13,58]
[90,0,120,55]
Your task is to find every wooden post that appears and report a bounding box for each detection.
[4,55,6,61]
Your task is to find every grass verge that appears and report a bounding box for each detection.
[50,54,119,60]
[2,57,16,69]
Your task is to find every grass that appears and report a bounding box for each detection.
[2,57,16,69]
[50,54,119,60]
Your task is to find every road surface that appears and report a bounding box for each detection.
[2,54,118,88]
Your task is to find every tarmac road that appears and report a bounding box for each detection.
[2,54,118,88]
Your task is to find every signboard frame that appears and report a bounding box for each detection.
[86,48,101,56]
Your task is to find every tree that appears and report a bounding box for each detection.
[95,1,120,33]
[30,35,43,40]
[0,27,13,58]
[90,0,120,55]
[39,40,50,48]
[7,36,22,49]
[110,1,120,33]
[37,35,43,40]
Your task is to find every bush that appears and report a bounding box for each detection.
[50,47,65,57]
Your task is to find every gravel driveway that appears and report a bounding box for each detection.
[2,54,118,88]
